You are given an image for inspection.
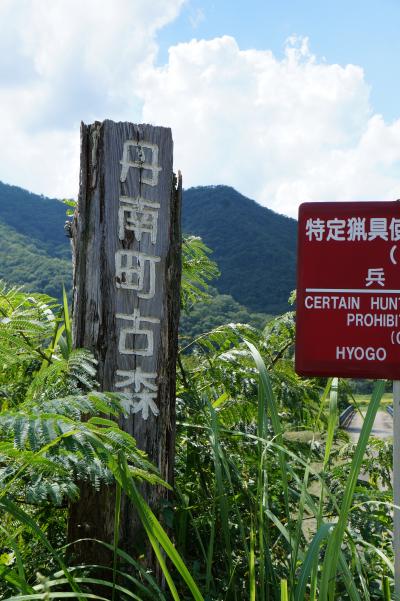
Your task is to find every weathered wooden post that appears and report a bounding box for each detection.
[68,120,181,565]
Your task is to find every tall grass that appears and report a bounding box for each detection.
[176,339,392,600]
[0,336,393,600]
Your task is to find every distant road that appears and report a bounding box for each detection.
[345,409,393,442]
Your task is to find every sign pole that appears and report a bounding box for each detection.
[68,120,181,570]
[394,380,400,600]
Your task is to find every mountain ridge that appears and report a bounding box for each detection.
[0,180,297,313]
[0,181,69,259]
[182,185,297,313]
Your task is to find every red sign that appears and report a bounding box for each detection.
[296,201,400,379]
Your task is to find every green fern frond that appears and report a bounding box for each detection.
[0,283,60,368]
[181,235,220,311]
[25,349,99,402]
[0,390,161,505]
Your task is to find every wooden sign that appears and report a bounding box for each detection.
[296,201,400,379]
[69,120,181,559]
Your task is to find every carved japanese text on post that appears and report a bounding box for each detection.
[115,367,159,419]
[115,137,163,420]
[70,120,180,560]
[118,195,160,243]
[115,250,160,297]
[120,141,162,186]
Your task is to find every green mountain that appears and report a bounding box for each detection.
[0,181,297,314]
[0,182,71,298]
[180,286,270,342]
[0,221,71,299]
[0,182,70,260]
[182,186,297,313]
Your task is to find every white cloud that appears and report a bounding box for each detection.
[189,8,205,29]
[138,35,400,216]
[0,0,184,197]
[1,9,400,216]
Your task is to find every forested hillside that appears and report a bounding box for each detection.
[0,222,71,299]
[183,185,297,313]
[0,181,297,313]
[0,183,71,297]
[180,286,270,341]
[0,182,69,259]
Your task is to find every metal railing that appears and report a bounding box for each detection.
[339,405,356,428]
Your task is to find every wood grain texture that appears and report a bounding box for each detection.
[68,120,181,564]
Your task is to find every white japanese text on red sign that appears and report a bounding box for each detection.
[306,217,400,242]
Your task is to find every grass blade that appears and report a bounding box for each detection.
[244,341,289,517]
[249,520,255,601]
[338,552,363,601]
[319,379,386,600]
[62,284,72,355]
[294,522,333,600]
[114,455,204,601]
[0,497,84,597]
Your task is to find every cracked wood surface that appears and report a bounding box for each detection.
[68,120,181,564]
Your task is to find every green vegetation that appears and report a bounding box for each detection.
[0,181,69,259]
[182,185,297,314]
[180,236,271,340]
[0,182,72,299]
[0,184,394,600]
[180,287,270,341]
[0,222,71,299]
[352,392,393,407]
[0,181,297,315]
[0,267,394,599]
[0,283,203,601]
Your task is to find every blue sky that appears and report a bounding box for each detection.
[0,0,399,217]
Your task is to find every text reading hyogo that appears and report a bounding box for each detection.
[306,217,400,242]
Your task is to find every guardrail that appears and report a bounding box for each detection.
[339,405,356,428]
[386,404,394,418]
